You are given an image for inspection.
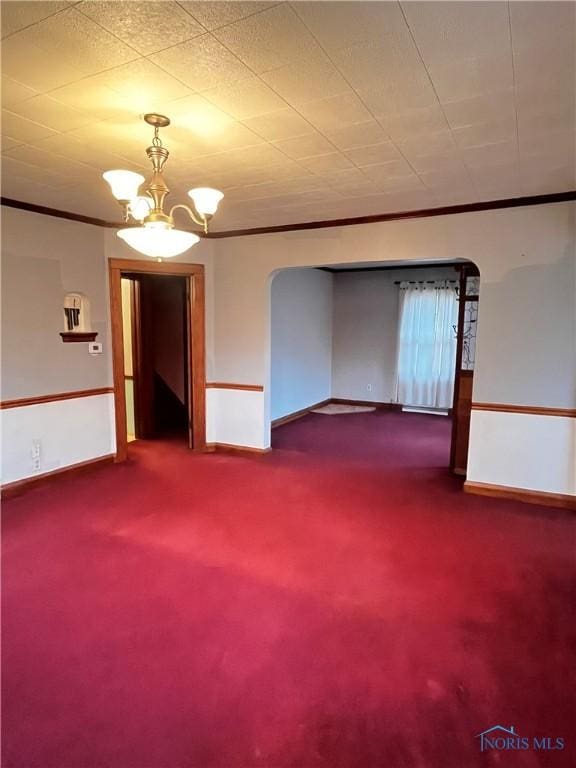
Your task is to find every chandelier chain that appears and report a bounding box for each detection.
[152,126,162,147]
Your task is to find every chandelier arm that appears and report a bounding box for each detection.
[169,203,207,232]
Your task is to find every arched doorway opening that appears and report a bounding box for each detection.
[268,258,480,477]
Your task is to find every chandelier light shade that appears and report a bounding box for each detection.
[103,114,223,258]
[128,195,153,222]
[103,170,144,202]
[118,226,199,259]
[188,187,224,216]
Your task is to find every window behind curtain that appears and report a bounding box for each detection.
[395,281,458,409]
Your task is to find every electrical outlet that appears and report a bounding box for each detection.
[31,440,41,472]
[367,383,372,392]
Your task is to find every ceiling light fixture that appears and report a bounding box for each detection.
[103,114,223,258]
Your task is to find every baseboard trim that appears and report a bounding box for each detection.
[272,398,332,428]
[464,480,576,511]
[331,398,403,411]
[272,398,402,428]
[205,442,270,456]
[1,454,115,499]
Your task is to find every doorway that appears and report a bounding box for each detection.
[269,261,480,476]
[122,274,189,443]
[109,259,206,462]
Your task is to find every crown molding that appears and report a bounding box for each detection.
[2,191,575,239]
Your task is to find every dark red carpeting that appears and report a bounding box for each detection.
[2,412,575,767]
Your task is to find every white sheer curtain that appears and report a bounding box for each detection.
[395,281,458,408]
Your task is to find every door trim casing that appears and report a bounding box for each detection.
[108,258,206,462]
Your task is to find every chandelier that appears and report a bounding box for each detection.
[103,113,223,258]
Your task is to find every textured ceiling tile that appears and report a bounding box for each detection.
[371,174,426,195]
[2,109,57,142]
[6,144,95,177]
[2,154,71,187]
[213,4,318,73]
[419,168,472,191]
[453,119,517,150]
[79,1,204,55]
[8,94,93,132]
[1,1,69,39]
[324,120,389,151]
[298,153,354,175]
[332,34,427,94]
[200,121,266,153]
[203,77,286,120]
[520,164,576,194]
[35,132,147,172]
[93,60,192,111]
[510,0,576,54]
[513,44,575,94]
[273,133,337,160]
[1,76,38,107]
[362,159,416,182]
[159,94,235,138]
[0,35,86,92]
[408,152,467,176]
[261,51,350,105]
[519,131,576,166]
[380,105,449,140]
[345,142,403,168]
[179,1,275,31]
[461,139,519,170]
[442,90,516,129]
[357,71,438,118]
[402,1,511,68]
[429,53,514,104]
[296,92,372,133]
[21,7,139,77]
[150,33,252,91]
[395,131,455,159]
[2,135,23,152]
[293,1,408,52]
[241,108,314,141]
[48,78,131,121]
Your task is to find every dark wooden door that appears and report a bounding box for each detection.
[450,266,480,476]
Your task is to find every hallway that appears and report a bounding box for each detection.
[3,412,574,767]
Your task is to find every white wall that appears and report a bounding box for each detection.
[1,395,116,484]
[270,268,333,420]
[332,266,457,403]
[211,202,576,496]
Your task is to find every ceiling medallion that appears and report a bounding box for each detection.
[103,113,223,258]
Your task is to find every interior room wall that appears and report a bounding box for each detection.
[211,202,576,496]
[1,206,114,484]
[270,268,333,421]
[331,266,457,404]
[1,207,216,485]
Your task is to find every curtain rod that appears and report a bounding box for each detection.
[394,280,458,284]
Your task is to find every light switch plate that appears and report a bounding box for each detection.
[88,342,103,355]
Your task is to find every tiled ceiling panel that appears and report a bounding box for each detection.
[1,0,574,231]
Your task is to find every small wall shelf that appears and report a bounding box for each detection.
[60,331,98,343]
[61,292,95,343]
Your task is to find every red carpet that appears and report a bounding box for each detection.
[2,412,575,767]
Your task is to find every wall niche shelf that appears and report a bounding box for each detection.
[61,292,95,343]
[60,331,98,343]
